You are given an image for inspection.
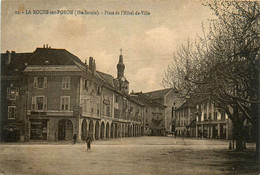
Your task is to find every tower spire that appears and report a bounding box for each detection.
[120,48,123,55]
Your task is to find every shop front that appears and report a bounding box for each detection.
[30,119,48,140]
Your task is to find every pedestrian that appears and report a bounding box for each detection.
[174,130,177,138]
[86,133,92,150]
[73,133,77,144]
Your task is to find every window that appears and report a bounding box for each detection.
[214,111,218,121]
[84,79,88,91]
[31,96,47,111]
[33,77,47,88]
[97,86,102,95]
[115,96,119,103]
[8,106,16,119]
[6,87,18,100]
[97,103,100,114]
[61,96,70,111]
[62,76,70,90]
[208,113,212,120]
[221,111,225,120]
[106,106,110,117]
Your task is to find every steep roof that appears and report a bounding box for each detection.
[28,48,86,70]
[131,92,165,107]
[1,52,33,76]
[144,88,175,99]
[96,71,115,87]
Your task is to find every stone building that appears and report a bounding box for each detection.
[175,101,196,137]
[144,88,183,134]
[1,51,33,141]
[130,92,165,136]
[195,102,233,139]
[1,46,144,142]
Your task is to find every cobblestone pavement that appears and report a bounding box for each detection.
[0,137,258,175]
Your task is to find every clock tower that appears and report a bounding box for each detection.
[115,49,129,93]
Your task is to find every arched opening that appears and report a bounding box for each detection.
[115,124,118,138]
[89,120,94,139]
[58,119,73,141]
[95,121,100,140]
[81,119,87,140]
[106,122,110,138]
[100,122,105,139]
[110,123,114,138]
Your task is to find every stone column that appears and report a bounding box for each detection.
[207,125,210,138]
[210,126,213,138]
[218,124,221,139]
[201,124,204,138]
[195,125,198,138]
[93,120,96,140]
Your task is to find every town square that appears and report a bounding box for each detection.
[1,0,259,174]
[0,137,258,175]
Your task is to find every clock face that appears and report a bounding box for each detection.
[120,77,126,81]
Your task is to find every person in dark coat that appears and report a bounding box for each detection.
[73,134,77,144]
[86,133,92,150]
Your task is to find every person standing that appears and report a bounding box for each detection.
[73,134,77,144]
[86,133,92,150]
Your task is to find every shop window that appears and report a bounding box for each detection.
[61,96,70,111]
[62,76,70,90]
[8,106,16,119]
[32,96,47,111]
[6,87,18,100]
[33,77,47,88]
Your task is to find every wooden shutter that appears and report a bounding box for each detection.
[43,97,47,111]
[33,77,37,88]
[67,77,70,89]
[16,88,19,99]
[14,107,16,119]
[6,88,10,99]
[31,97,36,110]
[43,77,47,88]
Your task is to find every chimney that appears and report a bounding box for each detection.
[46,44,48,48]
[93,60,96,75]
[43,44,45,48]
[6,50,11,65]
[89,57,93,71]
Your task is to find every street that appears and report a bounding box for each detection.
[0,137,258,175]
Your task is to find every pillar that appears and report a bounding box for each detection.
[218,124,220,139]
[196,125,198,138]
[201,124,204,138]
[93,120,96,140]
[210,126,213,138]
[207,125,210,138]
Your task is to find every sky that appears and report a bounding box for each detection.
[1,0,214,92]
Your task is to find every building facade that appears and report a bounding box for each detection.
[144,88,183,134]
[1,46,144,142]
[1,51,33,141]
[195,102,233,139]
[175,101,196,137]
[131,92,165,136]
